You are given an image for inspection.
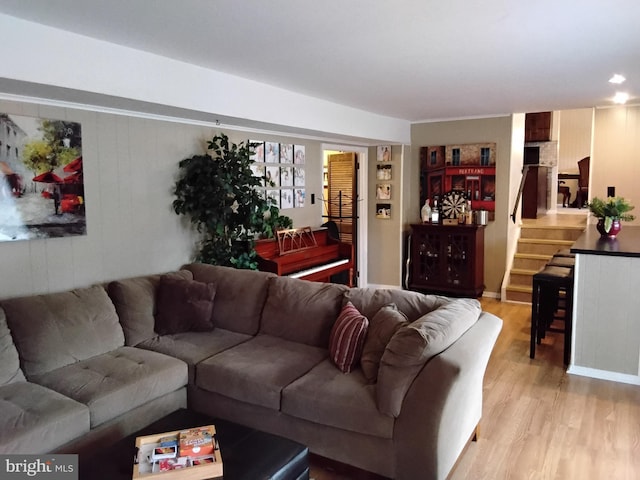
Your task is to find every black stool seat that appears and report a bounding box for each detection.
[554,248,575,258]
[547,256,575,268]
[530,265,574,365]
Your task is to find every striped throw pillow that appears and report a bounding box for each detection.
[329,302,369,373]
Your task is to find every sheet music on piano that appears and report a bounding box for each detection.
[277,227,317,256]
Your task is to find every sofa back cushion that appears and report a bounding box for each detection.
[343,288,451,322]
[0,306,26,386]
[360,303,408,383]
[261,276,348,347]
[377,298,481,417]
[107,270,193,345]
[2,285,125,378]
[184,263,275,335]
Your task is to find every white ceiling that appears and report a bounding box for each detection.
[0,0,638,123]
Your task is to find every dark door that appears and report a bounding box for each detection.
[522,147,540,219]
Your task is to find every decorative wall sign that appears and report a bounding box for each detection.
[0,113,84,242]
[420,142,496,215]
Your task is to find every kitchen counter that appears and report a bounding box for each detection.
[571,225,640,257]
[568,225,640,385]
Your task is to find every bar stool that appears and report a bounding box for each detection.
[530,265,574,365]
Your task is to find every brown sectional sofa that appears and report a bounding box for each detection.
[0,263,502,480]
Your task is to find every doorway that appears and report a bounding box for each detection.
[322,145,368,287]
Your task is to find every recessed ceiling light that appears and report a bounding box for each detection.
[609,74,626,84]
[613,92,629,104]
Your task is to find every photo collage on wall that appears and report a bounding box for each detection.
[376,145,392,219]
[250,140,305,209]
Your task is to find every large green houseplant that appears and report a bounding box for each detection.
[173,133,292,269]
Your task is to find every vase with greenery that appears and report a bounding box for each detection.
[587,196,635,237]
[173,133,292,269]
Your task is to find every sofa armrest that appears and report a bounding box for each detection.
[393,311,502,480]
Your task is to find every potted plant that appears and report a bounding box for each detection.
[172,133,292,269]
[587,196,635,237]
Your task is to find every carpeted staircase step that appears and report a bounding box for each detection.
[505,284,532,303]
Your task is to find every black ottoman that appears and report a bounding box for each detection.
[78,409,309,480]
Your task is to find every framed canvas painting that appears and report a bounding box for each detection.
[0,113,84,242]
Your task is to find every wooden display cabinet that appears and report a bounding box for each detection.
[409,223,485,297]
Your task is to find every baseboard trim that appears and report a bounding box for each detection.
[567,365,640,386]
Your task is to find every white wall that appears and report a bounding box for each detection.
[0,13,410,145]
[410,116,516,297]
[0,100,330,299]
[592,106,640,225]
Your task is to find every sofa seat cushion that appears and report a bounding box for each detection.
[185,264,275,335]
[343,288,451,322]
[0,307,25,386]
[0,381,90,454]
[378,298,482,417]
[282,359,394,439]
[261,277,348,347]
[138,328,252,383]
[29,347,188,428]
[107,270,193,346]
[196,335,327,410]
[2,285,125,378]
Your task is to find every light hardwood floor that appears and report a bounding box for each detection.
[310,298,640,480]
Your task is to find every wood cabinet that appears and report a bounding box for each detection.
[525,112,552,142]
[408,223,485,297]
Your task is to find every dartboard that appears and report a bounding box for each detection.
[440,190,468,219]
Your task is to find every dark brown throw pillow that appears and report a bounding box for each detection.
[155,275,216,335]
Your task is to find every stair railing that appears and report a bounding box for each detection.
[511,165,531,223]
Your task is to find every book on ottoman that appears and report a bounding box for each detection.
[179,426,215,457]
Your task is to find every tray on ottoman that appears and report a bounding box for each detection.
[133,425,223,479]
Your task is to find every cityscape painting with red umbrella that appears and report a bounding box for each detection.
[0,112,84,242]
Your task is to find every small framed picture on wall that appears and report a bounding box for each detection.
[266,165,280,187]
[377,164,392,180]
[265,142,279,163]
[294,167,305,186]
[294,145,305,164]
[376,203,391,219]
[250,140,264,163]
[280,143,293,163]
[267,190,280,208]
[377,145,391,162]
[376,183,391,200]
[281,189,294,209]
